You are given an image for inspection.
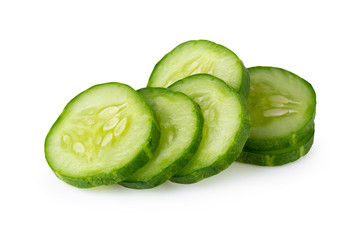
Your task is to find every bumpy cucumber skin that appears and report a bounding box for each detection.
[45,82,160,188]
[238,129,315,166]
[245,66,316,151]
[119,88,204,189]
[148,40,250,98]
[168,74,251,184]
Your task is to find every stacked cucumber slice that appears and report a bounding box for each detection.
[237,67,316,166]
[45,40,316,189]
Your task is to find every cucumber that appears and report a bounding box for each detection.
[120,88,203,189]
[169,74,251,183]
[148,40,250,97]
[45,83,160,188]
[238,127,315,166]
[245,66,316,151]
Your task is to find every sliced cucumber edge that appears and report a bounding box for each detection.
[244,116,315,151]
[147,40,250,97]
[119,88,204,189]
[238,128,315,166]
[168,74,251,184]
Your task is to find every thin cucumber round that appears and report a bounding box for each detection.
[245,66,316,151]
[45,83,160,188]
[238,128,315,166]
[120,88,203,189]
[148,40,250,97]
[169,74,251,184]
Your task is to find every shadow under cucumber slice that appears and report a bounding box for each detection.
[45,83,160,188]
[169,74,251,184]
[148,39,250,98]
[120,88,203,189]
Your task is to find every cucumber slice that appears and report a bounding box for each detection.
[148,40,250,97]
[238,128,315,166]
[120,88,203,189]
[169,74,251,183]
[245,66,316,151]
[45,83,160,188]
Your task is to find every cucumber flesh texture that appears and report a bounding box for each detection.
[45,83,159,188]
[169,74,251,183]
[238,128,315,166]
[246,66,316,151]
[148,40,250,97]
[120,88,203,189]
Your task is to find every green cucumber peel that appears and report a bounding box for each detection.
[45,83,160,188]
[245,66,316,151]
[148,39,250,97]
[169,74,251,184]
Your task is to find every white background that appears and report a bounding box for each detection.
[1,0,359,239]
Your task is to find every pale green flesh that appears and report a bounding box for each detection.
[126,88,200,181]
[46,83,153,178]
[149,40,246,92]
[248,67,316,139]
[170,74,243,175]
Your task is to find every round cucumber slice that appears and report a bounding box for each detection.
[148,40,250,97]
[120,88,203,189]
[245,66,316,151]
[169,74,251,184]
[238,128,315,166]
[45,83,160,188]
